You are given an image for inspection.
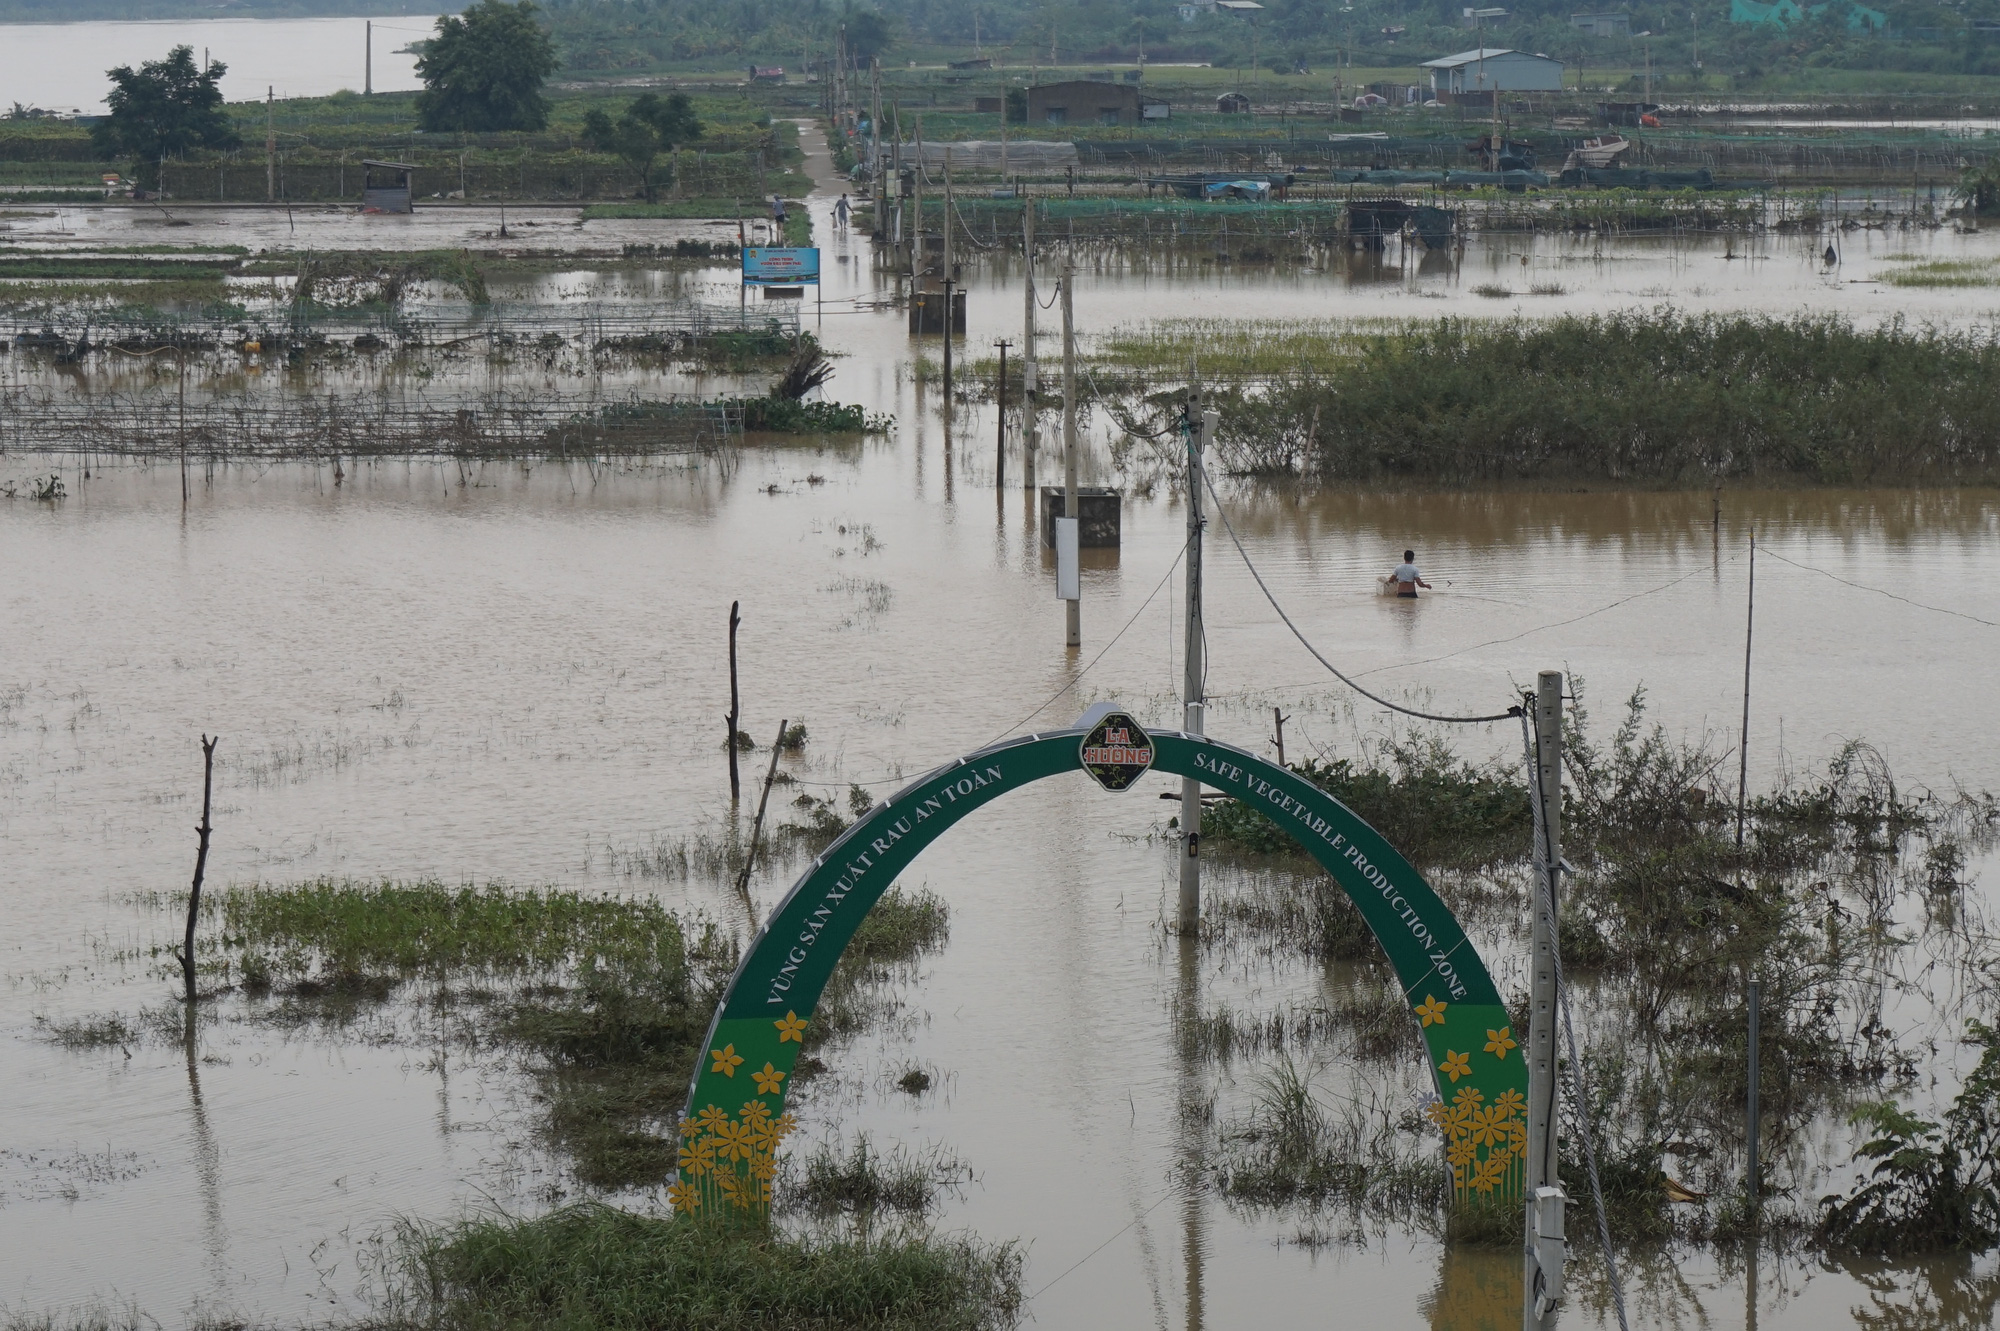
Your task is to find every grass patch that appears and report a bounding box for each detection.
[1882,258,2000,288]
[394,1206,1022,1331]
[186,878,950,1191]
[1198,311,2000,485]
[33,1013,136,1049]
[210,878,682,993]
[784,1136,972,1217]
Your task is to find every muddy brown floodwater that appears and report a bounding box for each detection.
[2,129,1999,1330]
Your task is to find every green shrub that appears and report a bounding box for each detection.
[1818,1022,2000,1255]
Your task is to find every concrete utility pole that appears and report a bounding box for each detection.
[1524,668,1567,1331]
[1021,194,1038,489]
[995,339,1011,490]
[266,86,276,203]
[1177,405,1214,934]
[910,136,924,280]
[870,59,883,235]
[1060,259,1079,647]
[365,21,373,96]
[942,159,955,405]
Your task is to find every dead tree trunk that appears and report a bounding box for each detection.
[180,735,218,1004]
[734,719,788,917]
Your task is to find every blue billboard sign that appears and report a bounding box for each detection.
[742,247,821,285]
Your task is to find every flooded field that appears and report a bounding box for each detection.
[4,135,2000,1330]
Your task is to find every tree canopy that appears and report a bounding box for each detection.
[93,45,238,183]
[415,0,562,133]
[581,92,704,201]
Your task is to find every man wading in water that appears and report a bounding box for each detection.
[1387,549,1432,599]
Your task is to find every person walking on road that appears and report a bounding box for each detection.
[834,193,851,227]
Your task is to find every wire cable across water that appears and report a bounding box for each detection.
[1198,466,1520,725]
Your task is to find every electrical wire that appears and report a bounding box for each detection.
[1197,465,1520,725]
[1760,547,1999,629]
[1348,562,1722,683]
[993,530,1191,741]
[1028,1186,1178,1300]
[792,528,1191,788]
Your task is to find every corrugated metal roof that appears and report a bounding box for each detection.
[1421,47,1559,68]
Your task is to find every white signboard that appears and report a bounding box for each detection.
[1055,517,1080,600]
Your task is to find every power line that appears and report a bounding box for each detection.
[1761,547,1999,630]
[791,530,1191,789]
[995,530,1190,740]
[1349,562,1722,683]
[1198,465,1520,726]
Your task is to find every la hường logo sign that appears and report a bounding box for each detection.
[742,247,821,285]
[1079,712,1154,791]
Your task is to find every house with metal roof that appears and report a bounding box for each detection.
[1420,48,1564,95]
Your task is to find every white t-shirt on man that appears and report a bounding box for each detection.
[1393,562,1422,586]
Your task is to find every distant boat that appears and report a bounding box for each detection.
[1564,135,1631,170]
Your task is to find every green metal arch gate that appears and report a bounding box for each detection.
[670,725,1527,1216]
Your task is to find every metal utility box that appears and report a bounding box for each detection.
[1040,486,1122,547]
[908,290,967,334]
[361,159,416,214]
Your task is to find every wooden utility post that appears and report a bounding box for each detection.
[995,339,1011,490]
[1060,260,1079,647]
[1177,406,1214,935]
[1021,194,1038,490]
[1524,669,1565,1331]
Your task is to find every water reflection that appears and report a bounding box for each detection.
[1834,1252,2000,1330]
[1422,1246,1518,1331]
[182,1014,227,1292]
[1176,933,1207,1331]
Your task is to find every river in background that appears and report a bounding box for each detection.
[0,15,437,115]
[3,130,2000,1330]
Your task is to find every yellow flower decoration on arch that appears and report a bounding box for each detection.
[775,1011,808,1043]
[710,1043,746,1077]
[1485,1027,1518,1060]
[1415,995,1449,1028]
[751,1062,785,1095]
[1439,1050,1472,1082]
[666,1179,701,1213]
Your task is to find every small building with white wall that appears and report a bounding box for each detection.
[1420,48,1565,95]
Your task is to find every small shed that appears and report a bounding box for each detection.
[1216,91,1252,113]
[1420,48,1565,95]
[361,160,416,214]
[1027,80,1144,126]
